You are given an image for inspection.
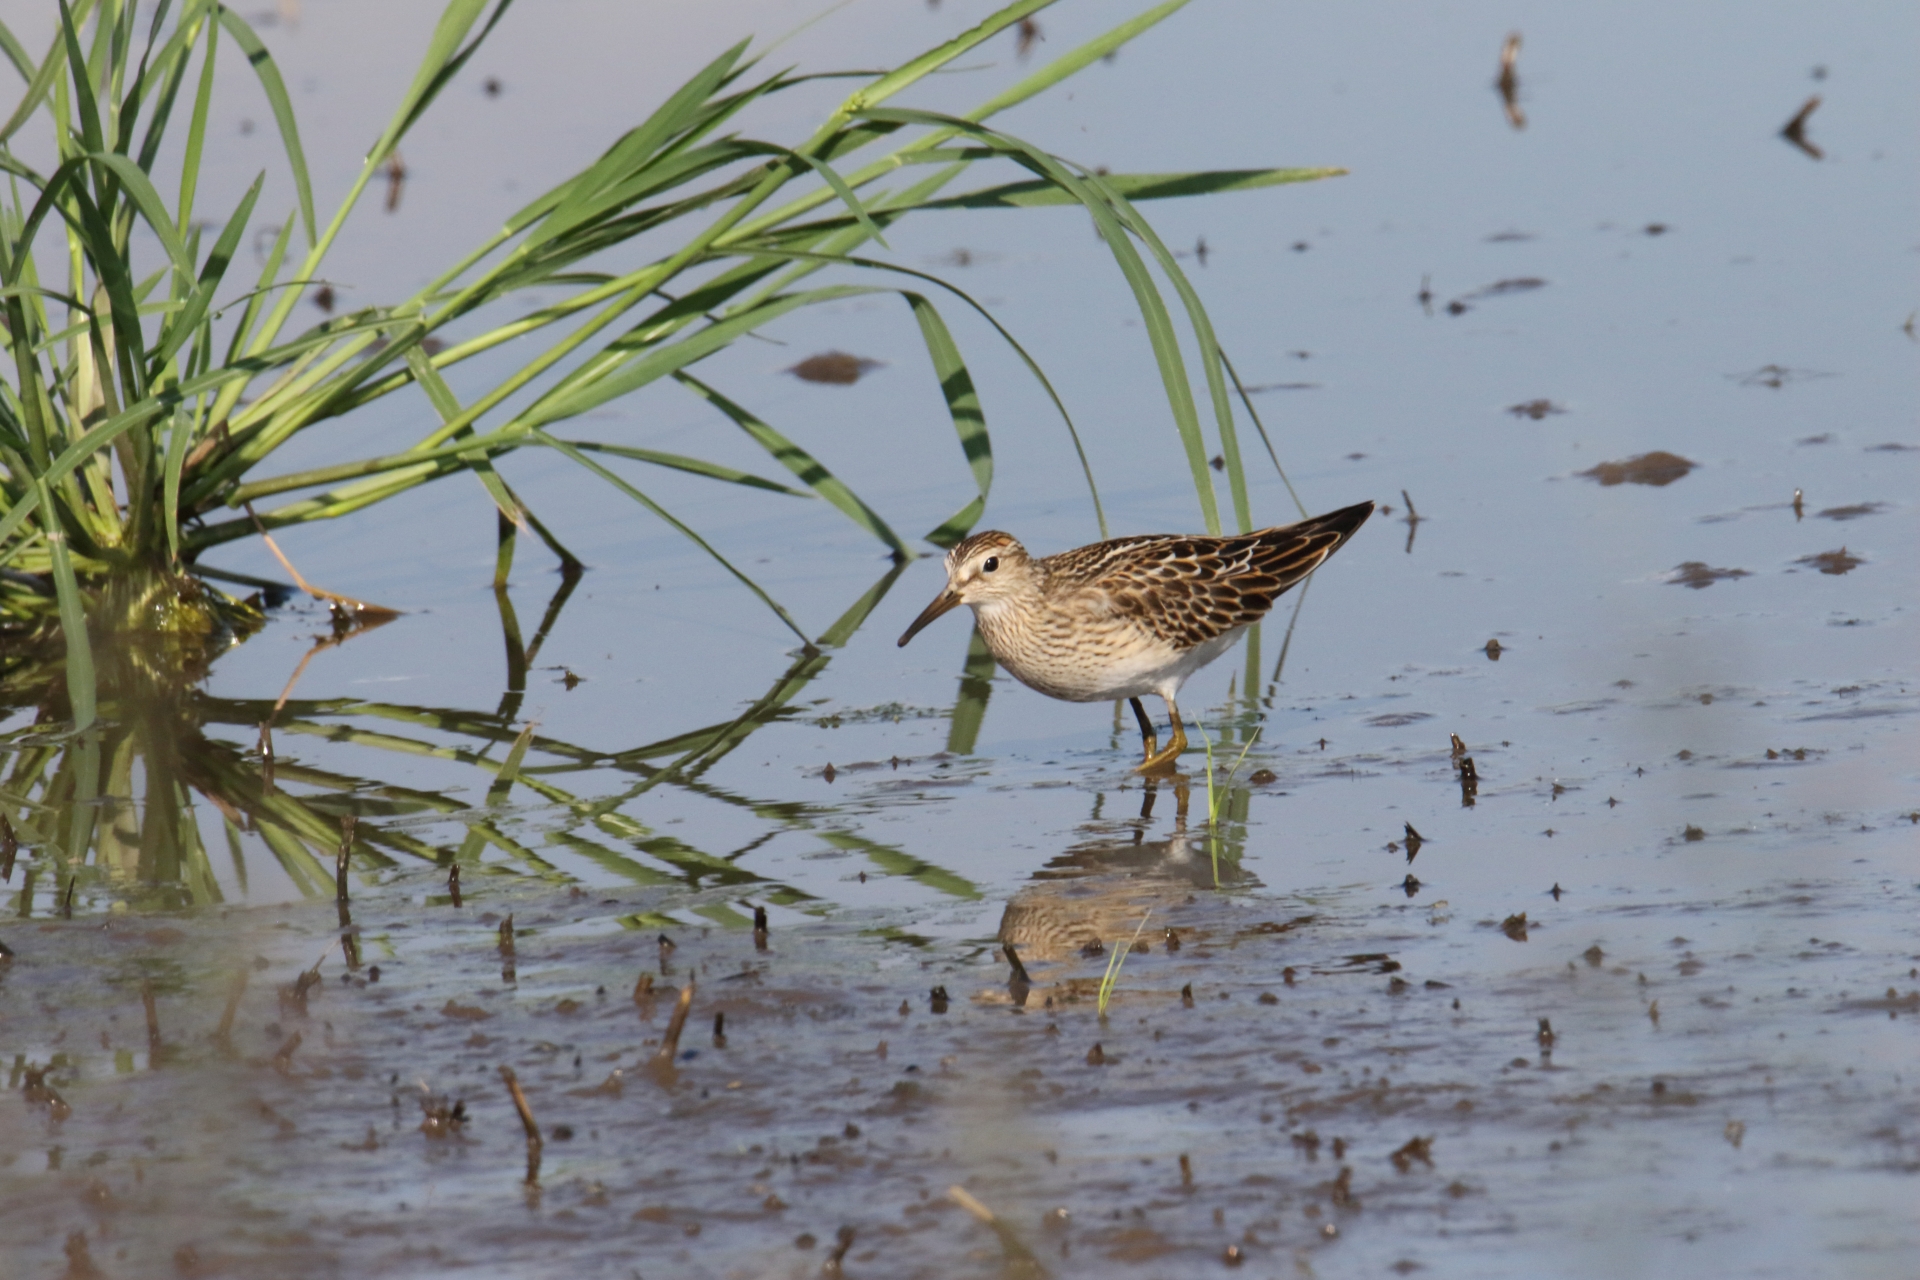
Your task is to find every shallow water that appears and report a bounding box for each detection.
[3,0,1916,1275]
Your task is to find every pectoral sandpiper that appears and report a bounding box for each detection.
[897,501,1374,772]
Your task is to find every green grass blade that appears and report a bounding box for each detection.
[0,399,168,551]
[39,480,94,730]
[785,146,889,248]
[0,19,35,83]
[562,439,810,497]
[160,400,193,562]
[671,371,909,557]
[1218,345,1307,518]
[0,2,98,145]
[968,0,1186,122]
[149,169,259,374]
[523,283,868,430]
[174,5,217,231]
[945,624,995,755]
[55,1,107,155]
[814,559,907,648]
[402,341,524,524]
[220,206,294,367]
[377,0,513,152]
[486,720,537,805]
[521,38,749,248]
[213,7,313,245]
[866,108,1220,532]
[1088,170,1249,531]
[902,292,990,547]
[530,429,809,644]
[922,167,1345,210]
[719,245,1107,538]
[840,0,1052,114]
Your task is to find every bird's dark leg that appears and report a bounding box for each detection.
[1128,697,1159,764]
[1135,695,1188,775]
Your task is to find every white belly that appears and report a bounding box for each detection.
[977,601,1247,703]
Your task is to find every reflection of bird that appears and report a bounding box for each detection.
[898,503,1374,772]
[999,826,1258,963]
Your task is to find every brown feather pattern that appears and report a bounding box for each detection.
[1007,500,1373,652]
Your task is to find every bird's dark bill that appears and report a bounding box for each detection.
[897,589,962,647]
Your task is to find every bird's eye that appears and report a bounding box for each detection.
[982,556,999,573]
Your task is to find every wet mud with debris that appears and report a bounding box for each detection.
[5,1,1918,1275]
[4,851,1915,1279]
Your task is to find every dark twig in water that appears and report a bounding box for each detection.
[498,1065,544,1184]
[272,1030,302,1075]
[0,812,16,881]
[633,971,655,1005]
[1780,95,1822,159]
[62,875,75,918]
[1452,736,1480,805]
[339,901,361,970]
[652,979,696,1070]
[447,863,462,908]
[384,151,408,212]
[1497,33,1525,130]
[950,1185,1050,1278]
[285,965,322,1018]
[243,500,400,620]
[712,1011,728,1048]
[142,980,162,1065]
[1390,1135,1435,1172]
[335,815,355,903]
[824,1225,857,1274]
[753,903,769,952]
[64,1231,98,1277]
[24,1064,72,1120]
[1400,489,1424,554]
[215,969,249,1049]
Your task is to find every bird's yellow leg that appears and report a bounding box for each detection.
[1135,696,1188,775]
[1128,697,1159,763]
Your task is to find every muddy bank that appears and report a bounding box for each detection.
[4,851,1914,1278]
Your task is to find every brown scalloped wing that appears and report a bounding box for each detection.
[1040,502,1373,650]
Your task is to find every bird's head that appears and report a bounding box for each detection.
[896,531,1033,646]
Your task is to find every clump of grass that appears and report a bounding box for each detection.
[1196,721,1262,884]
[1096,908,1152,1017]
[0,0,1342,727]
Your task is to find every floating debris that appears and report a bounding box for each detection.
[1735,364,1832,389]
[1780,95,1822,160]
[1580,451,1696,487]
[1446,277,1546,314]
[1815,503,1884,522]
[787,352,882,385]
[1669,561,1749,589]
[1390,1135,1435,1172]
[1507,399,1564,420]
[383,151,407,213]
[1495,32,1525,130]
[1796,548,1864,575]
[1016,16,1043,58]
